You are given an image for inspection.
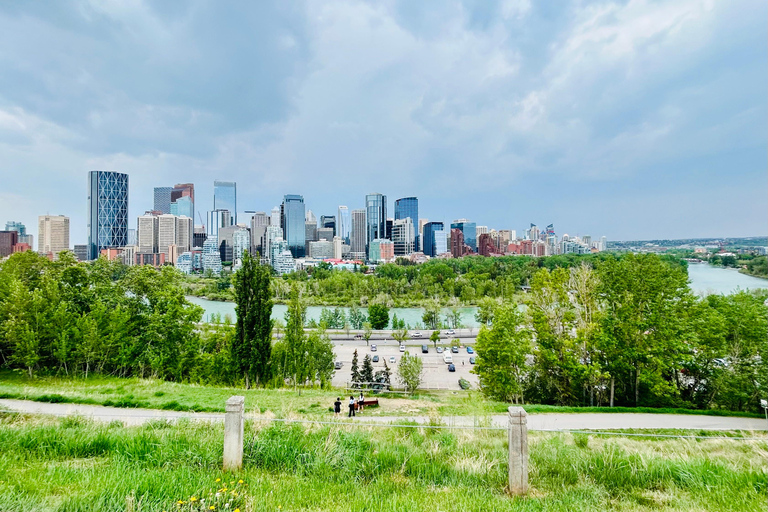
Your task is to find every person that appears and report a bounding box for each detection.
[358,391,365,414]
[348,395,356,417]
[334,397,341,417]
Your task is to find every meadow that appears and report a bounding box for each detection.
[0,411,765,512]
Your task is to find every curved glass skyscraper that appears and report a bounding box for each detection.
[213,181,237,225]
[88,171,129,260]
[365,193,386,257]
[281,194,306,258]
[394,196,418,251]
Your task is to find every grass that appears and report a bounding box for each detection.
[0,370,762,419]
[0,412,764,511]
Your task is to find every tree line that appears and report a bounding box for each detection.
[472,253,768,413]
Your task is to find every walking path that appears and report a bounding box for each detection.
[1,399,765,431]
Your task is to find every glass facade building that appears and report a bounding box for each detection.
[170,196,193,219]
[88,171,129,260]
[394,196,418,251]
[422,221,445,257]
[153,187,172,214]
[365,193,386,256]
[337,206,350,244]
[450,219,477,253]
[281,194,306,258]
[213,181,237,224]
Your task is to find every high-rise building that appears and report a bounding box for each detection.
[137,214,159,254]
[170,195,193,219]
[270,238,295,275]
[232,228,250,266]
[337,206,350,244]
[333,236,343,260]
[418,219,428,252]
[207,209,231,239]
[171,183,195,223]
[5,221,33,247]
[213,181,237,224]
[193,226,207,249]
[265,225,283,265]
[38,215,70,258]
[422,221,445,257]
[317,227,334,241]
[350,209,367,258]
[366,193,386,256]
[320,215,336,237]
[368,239,394,263]
[308,240,333,259]
[88,171,129,260]
[202,237,222,274]
[74,244,88,261]
[157,214,178,259]
[394,196,418,249]
[176,216,193,253]
[434,230,448,256]
[0,231,18,258]
[392,218,415,256]
[305,209,317,223]
[450,219,477,253]
[476,225,489,237]
[281,194,306,258]
[270,206,281,227]
[153,187,172,214]
[249,212,269,258]
[450,228,465,258]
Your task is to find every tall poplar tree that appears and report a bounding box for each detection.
[232,251,274,388]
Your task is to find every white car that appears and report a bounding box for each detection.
[389,356,396,364]
[447,329,456,336]
[370,344,377,351]
[412,332,422,338]
[399,345,405,352]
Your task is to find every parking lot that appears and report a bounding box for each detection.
[329,338,480,391]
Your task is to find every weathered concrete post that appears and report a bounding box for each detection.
[223,396,245,471]
[508,406,528,495]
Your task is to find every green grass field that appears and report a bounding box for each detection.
[0,412,764,512]
[0,371,761,419]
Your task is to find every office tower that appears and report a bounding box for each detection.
[213,181,237,224]
[320,215,336,237]
[526,223,540,241]
[392,218,415,256]
[386,219,393,240]
[305,209,317,224]
[308,240,333,259]
[249,212,269,257]
[434,230,448,256]
[365,193,386,254]
[88,171,129,260]
[450,228,465,258]
[350,209,367,258]
[176,216,193,252]
[126,228,137,246]
[202,237,222,274]
[207,209,231,239]
[74,245,88,261]
[305,221,318,243]
[450,219,477,253]
[270,206,281,227]
[0,231,18,257]
[38,215,70,258]
[478,233,496,256]
[5,221,33,246]
[232,228,250,265]
[157,214,178,259]
[137,214,159,253]
[333,236,343,260]
[418,219,428,252]
[153,187,172,214]
[368,239,394,263]
[270,238,295,275]
[265,225,283,265]
[317,227,333,241]
[337,206,350,243]
[476,225,489,237]
[582,235,592,247]
[171,183,195,222]
[193,226,207,249]
[422,221,445,257]
[394,196,418,250]
[217,225,238,263]
[281,194,305,258]
[600,236,607,251]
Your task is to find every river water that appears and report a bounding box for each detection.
[187,263,766,325]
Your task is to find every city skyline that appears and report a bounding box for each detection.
[0,2,765,245]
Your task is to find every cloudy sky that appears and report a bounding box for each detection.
[0,0,765,244]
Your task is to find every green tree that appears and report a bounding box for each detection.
[350,349,361,387]
[472,303,530,403]
[284,285,307,392]
[348,305,366,329]
[362,322,373,346]
[422,300,441,329]
[361,354,375,388]
[475,297,498,326]
[368,304,390,330]
[430,329,441,349]
[397,351,424,392]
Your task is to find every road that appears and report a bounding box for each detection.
[2,399,765,431]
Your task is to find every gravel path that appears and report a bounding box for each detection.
[1,399,765,431]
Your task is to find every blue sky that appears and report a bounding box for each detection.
[0,0,765,244]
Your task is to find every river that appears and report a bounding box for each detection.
[187,263,766,325]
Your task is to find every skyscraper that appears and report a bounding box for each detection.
[337,206,350,244]
[176,216,193,253]
[207,209,231,240]
[320,215,336,236]
[394,196,418,251]
[422,221,445,257]
[38,215,70,258]
[5,221,33,247]
[153,187,172,214]
[157,214,178,259]
[88,171,129,260]
[366,193,386,255]
[213,181,237,224]
[392,218,415,256]
[137,214,159,253]
[270,206,281,227]
[350,209,367,258]
[281,194,306,258]
[450,219,477,253]
[171,183,195,222]
[249,212,269,258]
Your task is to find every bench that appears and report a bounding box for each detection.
[355,399,379,410]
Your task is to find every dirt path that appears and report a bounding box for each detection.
[1,399,765,431]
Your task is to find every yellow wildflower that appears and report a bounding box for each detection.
[238,480,243,484]
[216,478,221,482]
[210,507,216,510]
[234,509,240,512]
[190,497,197,502]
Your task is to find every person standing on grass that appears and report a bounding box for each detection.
[348,395,356,417]
[358,391,365,414]
[334,397,342,417]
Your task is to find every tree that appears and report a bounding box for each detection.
[368,304,390,330]
[422,300,441,329]
[362,322,373,346]
[361,354,375,388]
[397,351,424,393]
[430,329,441,349]
[350,349,361,387]
[348,305,366,329]
[305,327,335,388]
[284,285,307,392]
[472,303,530,403]
[475,297,498,326]
[232,251,274,388]
[392,328,409,344]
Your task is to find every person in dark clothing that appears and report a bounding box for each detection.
[334,397,342,416]
[348,395,356,417]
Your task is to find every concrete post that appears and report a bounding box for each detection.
[223,396,245,471]
[508,406,528,495]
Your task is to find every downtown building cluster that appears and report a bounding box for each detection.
[0,170,607,273]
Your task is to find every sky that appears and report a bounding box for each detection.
[0,0,766,245]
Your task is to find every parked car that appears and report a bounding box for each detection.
[399,345,406,352]
[372,355,379,363]
[436,346,444,354]
[412,332,423,338]
[443,353,453,364]
[370,344,377,351]
[334,361,342,370]
[451,346,459,353]
[389,356,396,364]
[354,334,363,339]
[446,329,456,336]
[448,363,456,372]
[469,356,476,364]
[466,346,474,354]
[421,345,429,353]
